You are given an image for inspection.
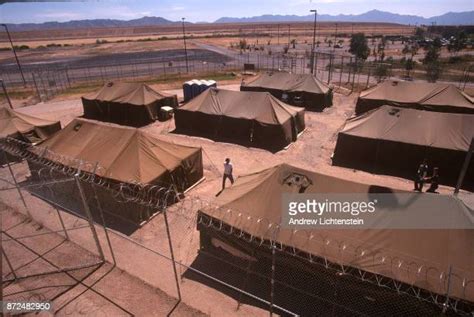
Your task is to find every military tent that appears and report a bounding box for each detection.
[197,163,474,313]
[332,105,474,187]
[0,107,61,144]
[82,82,178,127]
[174,88,305,151]
[28,118,203,224]
[355,80,474,115]
[240,71,333,111]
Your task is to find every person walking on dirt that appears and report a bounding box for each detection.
[414,159,428,192]
[222,158,234,190]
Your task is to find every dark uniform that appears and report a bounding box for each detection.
[414,161,428,192]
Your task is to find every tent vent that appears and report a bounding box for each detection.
[388,108,400,116]
[73,123,82,131]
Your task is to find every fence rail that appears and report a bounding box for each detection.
[1,49,472,102]
[1,137,473,316]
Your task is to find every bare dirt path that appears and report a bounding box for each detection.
[1,205,206,317]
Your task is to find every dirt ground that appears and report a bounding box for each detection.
[11,84,463,195]
[2,83,472,317]
[1,205,206,317]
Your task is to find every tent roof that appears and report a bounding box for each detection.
[341,105,474,152]
[359,80,474,110]
[202,163,474,302]
[179,88,304,125]
[0,107,59,138]
[242,72,330,94]
[82,82,173,106]
[39,118,200,184]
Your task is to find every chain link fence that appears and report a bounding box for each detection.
[1,137,473,316]
[1,47,472,103]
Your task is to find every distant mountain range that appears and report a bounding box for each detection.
[215,10,474,25]
[5,16,178,31]
[5,10,474,31]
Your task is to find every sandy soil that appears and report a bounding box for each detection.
[1,205,206,317]
[12,84,461,195]
[2,82,472,317]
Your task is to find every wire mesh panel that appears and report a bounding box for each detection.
[2,137,473,316]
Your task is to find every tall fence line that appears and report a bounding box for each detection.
[1,137,473,316]
[1,49,472,102]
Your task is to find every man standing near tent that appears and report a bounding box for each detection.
[426,167,439,193]
[222,158,234,190]
[414,159,428,192]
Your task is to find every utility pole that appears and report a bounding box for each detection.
[310,9,317,74]
[181,18,189,73]
[288,24,291,47]
[277,24,280,45]
[1,24,26,87]
[335,23,338,47]
[0,79,13,109]
[454,138,474,195]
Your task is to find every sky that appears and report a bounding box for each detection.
[0,0,473,24]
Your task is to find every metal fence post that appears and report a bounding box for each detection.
[454,137,474,195]
[1,247,17,279]
[74,174,105,261]
[3,151,31,218]
[442,265,453,313]
[163,205,182,301]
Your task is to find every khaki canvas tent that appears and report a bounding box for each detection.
[82,82,178,127]
[355,80,474,115]
[240,72,333,111]
[174,88,305,151]
[29,118,203,224]
[197,163,474,311]
[0,107,61,144]
[333,105,474,187]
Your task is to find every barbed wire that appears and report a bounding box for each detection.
[1,136,473,315]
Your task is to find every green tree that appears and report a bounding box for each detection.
[349,33,370,60]
[415,27,425,38]
[423,44,442,82]
[425,61,442,82]
[290,39,296,49]
[404,58,415,77]
[239,39,247,50]
[448,31,467,56]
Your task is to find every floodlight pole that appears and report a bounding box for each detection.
[454,137,474,195]
[0,79,13,109]
[287,24,291,47]
[310,9,317,74]
[277,24,280,44]
[181,18,189,73]
[1,24,26,87]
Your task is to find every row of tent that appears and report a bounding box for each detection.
[1,75,473,309]
[3,77,474,187]
[334,80,474,188]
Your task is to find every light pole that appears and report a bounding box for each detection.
[310,9,317,74]
[0,79,13,109]
[181,18,189,73]
[1,24,26,87]
[287,24,291,47]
